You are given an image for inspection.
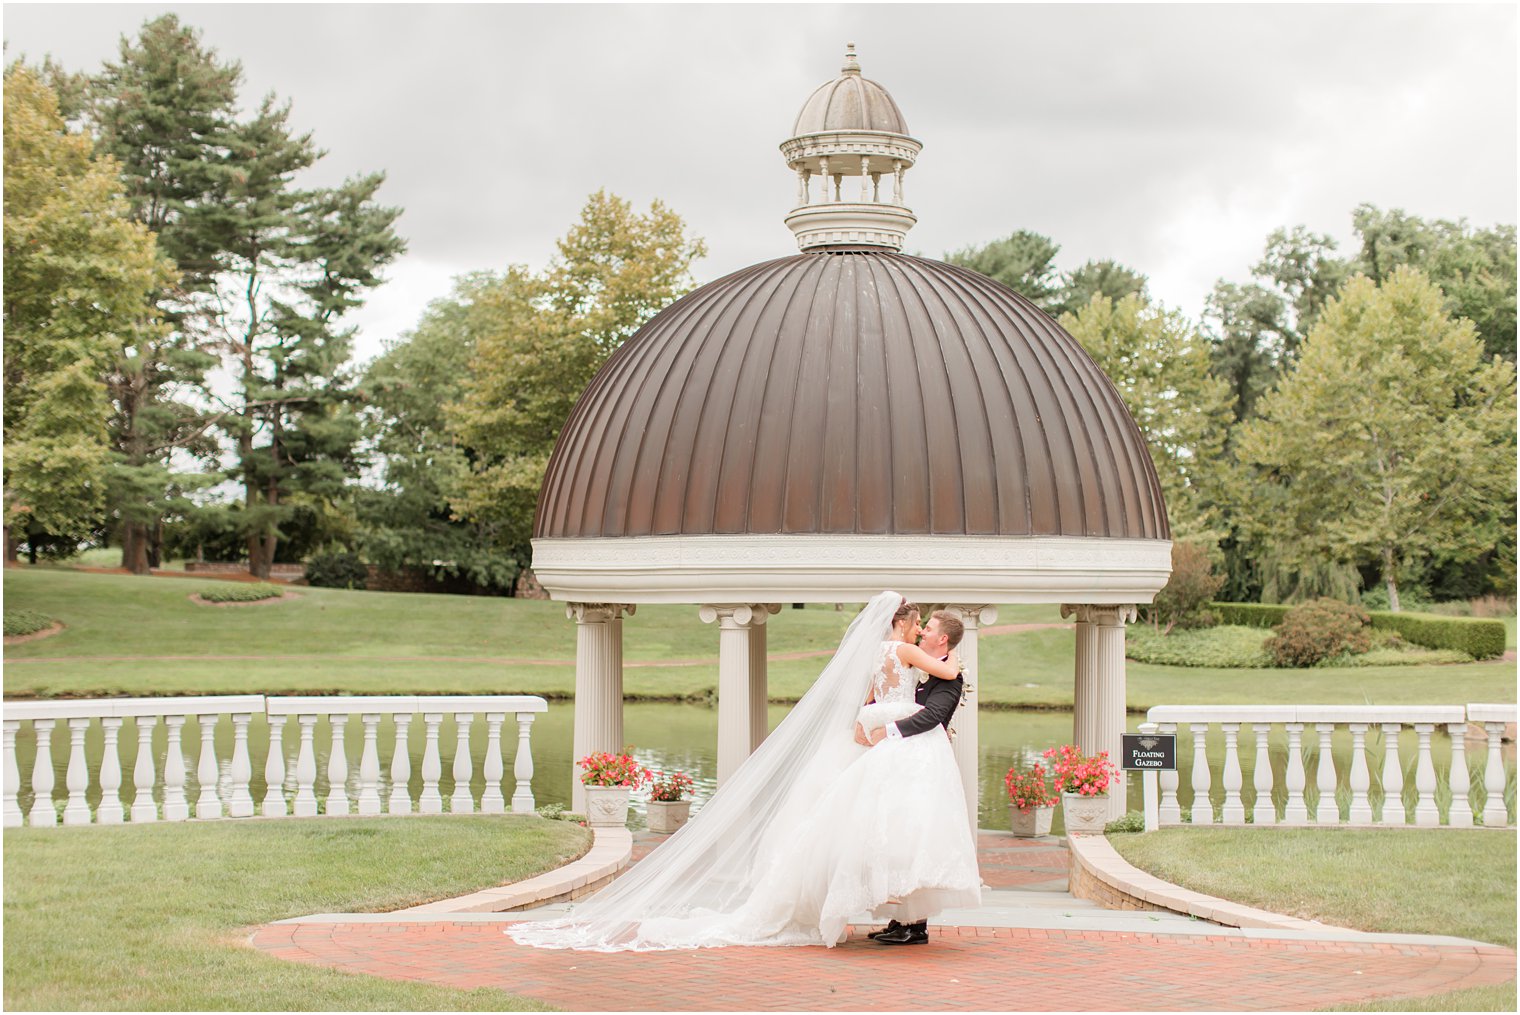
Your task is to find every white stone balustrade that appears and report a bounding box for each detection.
[1143,705,1514,832]
[3,694,547,827]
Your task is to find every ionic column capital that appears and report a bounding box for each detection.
[941,604,998,628]
[566,602,635,624]
[1062,604,1137,625]
[698,604,772,628]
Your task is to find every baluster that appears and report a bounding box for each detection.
[450,712,475,813]
[1447,721,1472,828]
[62,718,92,825]
[1282,723,1307,824]
[293,714,319,817]
[419,713,443,813]
[1482,722,1508,827]
[326,714,351,816]
[389,714,414,815]
[1412,723,1438,826]
[3,720,21,827]
[357,713,382,816]
[131,716,159,823]
[98,718,125,824]
[1313,723,1338,823]
[1189,723,1213,824]
[1157,722,1181,824]
[1347,724,1373,823]
[1251,722,1275,824]
[1220,723,1244,824]
[162,716,189,821]
[1379,722,1404,824]
[28,719,58,826]
[263,715,288,817]
[227,713,254,817]
[193,714,222,819]
[480,712,505,814]
[511,712,537,814]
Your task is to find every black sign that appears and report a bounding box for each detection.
[1122,733,1177,771]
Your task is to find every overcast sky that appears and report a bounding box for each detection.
[6,3,1516,366]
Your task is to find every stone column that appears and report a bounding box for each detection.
[1095,605,1137,821]
[568,602,634,814]
[1066,604,1135,821]
[945,605,997,834]
[700,604,770,784]
[748,605,781,752]
[1063,605,1100,756]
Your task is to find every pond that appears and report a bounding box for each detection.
[12,703,1513,833]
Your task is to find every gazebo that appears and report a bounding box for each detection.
[531,45,1172,823]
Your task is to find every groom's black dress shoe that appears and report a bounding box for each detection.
[875,920,929,945]
[866,920,904,940]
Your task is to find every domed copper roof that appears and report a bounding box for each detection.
[535,250,1169,542]
[792,46,910,136]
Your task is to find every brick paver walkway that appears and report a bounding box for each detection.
[247,834,1516,1010]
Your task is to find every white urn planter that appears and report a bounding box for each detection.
[583,786,632,828]
[646,799,692,834]
[1061,792,1110,835]
[1009,804,1055,838]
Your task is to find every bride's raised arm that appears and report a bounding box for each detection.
[894,642,959,680]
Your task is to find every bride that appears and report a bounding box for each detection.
[507,591,982,952]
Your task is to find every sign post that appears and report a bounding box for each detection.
[1125,723,1176,832]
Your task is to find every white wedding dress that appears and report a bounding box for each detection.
[507,593,982,952]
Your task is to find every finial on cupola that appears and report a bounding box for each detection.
[779,45,923,251]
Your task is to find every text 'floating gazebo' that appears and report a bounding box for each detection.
[531,45,1173,822]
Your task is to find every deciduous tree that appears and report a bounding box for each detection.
[3,66,170,556]
[1234,268,1516,610]
[1059,294,1236,541]
[447,192,705,561]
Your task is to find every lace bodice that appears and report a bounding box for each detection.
[870,641,921,706]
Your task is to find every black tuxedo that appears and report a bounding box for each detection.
[894,671,963,739]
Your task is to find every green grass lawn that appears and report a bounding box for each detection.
[3,815,590,1011]
[5,568,1516,708]
[1111,827,1516,947]
[1113,827,1518,1011]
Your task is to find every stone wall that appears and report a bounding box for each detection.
[1066,844,1167,912]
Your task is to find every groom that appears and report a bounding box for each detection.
[854,608,967,946]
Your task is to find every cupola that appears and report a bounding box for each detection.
[780,44,922,251]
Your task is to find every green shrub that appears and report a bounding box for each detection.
[1126,625,1271,668]
[1266,598,1371,668]
[199,584,284,603]
[1212,600,1505,660]
[4,609,54,636]
[1330,647,1473,667]
[1105,811,1146,834]
[1370,611,1506,661]
[1211,602,1290,629]
[1360,583,1434,612]
[1144,541,1225,634]
[304,551,368,590]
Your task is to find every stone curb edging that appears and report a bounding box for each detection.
[1067,833,1330,931]
[389,826,633,916]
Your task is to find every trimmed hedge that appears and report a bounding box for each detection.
[1212,602,1289,629]
[1372,611,1505,661]
[1211,602,1505,660]
[199,584,284,603]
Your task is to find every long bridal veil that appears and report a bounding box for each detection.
[507,591,901,952]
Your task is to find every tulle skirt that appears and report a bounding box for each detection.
[620,705,981,949]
